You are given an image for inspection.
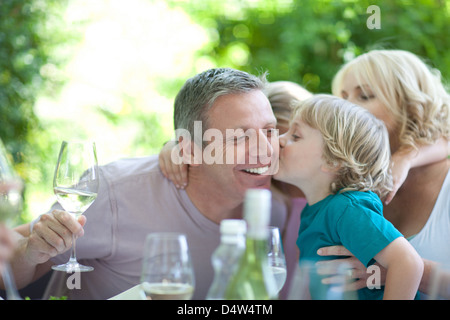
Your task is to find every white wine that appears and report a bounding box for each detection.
[141,282,194,300]
[54,187,97,217]
[271,266,287,293]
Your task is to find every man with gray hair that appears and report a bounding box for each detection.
[7,68,286,299]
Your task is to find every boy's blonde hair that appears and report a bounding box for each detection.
[293,94,393,199]
[332,50,450,151]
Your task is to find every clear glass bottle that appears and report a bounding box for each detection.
[225,189,278,300]
[206,219,246,300]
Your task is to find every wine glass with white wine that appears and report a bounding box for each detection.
[0,138,23,300]
[52,141,99,272]
[267,226,287,294]
[140,233,195,300]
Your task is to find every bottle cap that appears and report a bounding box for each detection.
[243,188,271,239]
[220,219,247,235]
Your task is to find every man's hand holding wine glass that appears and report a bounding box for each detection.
[25,209,86,265]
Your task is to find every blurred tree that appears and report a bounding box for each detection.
[169,0,450,93]
[0,1,70,157]
[0,0,82,221]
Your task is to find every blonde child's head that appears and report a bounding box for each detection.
[292,94,393,199]
[332,49,449,152]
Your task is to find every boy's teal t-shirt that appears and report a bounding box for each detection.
[297,190,403,300]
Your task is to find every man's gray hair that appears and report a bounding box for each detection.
[174,68,267,143]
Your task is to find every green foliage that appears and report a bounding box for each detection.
[169,0,450,93]
[0,0,75,156]
[0,1,41,160]
[24,295,68,300]
[48,295,68,300]
[0,0,81,222]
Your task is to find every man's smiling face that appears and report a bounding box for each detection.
[197,89,279,201]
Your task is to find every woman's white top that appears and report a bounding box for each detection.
[409,169,450,266]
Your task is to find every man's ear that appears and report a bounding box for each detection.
[178,136,202,166]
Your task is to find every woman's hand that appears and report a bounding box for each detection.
[158,141,189,189]
[385,151,412,204]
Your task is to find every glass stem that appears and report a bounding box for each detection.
[2,263,22,300]
[69,234,78,265]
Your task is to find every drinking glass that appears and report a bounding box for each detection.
[52,141,99,272]
[288,260,357,300]
[428,264,450,300]
[267,226,287,294]
[140,233,195,300]
[0,138,23,300]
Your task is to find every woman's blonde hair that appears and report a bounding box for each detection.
[293,94,393,199]
[264,81,312,125]
[332,49,450,151]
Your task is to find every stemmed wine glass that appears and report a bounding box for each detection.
[267,226,287,294]
[428,263,450,300]
[52,141,99,272]
[140,233,195,300]
[288,260,357,300]
[0,138,23,300]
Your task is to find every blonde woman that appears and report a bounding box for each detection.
[320,49,449,297]
[275,94,423,300]
[332,49,449,204]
